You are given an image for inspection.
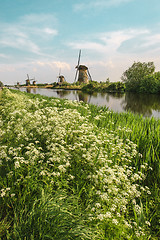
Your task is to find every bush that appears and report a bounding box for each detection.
[0,81,4,88]
[121,62,155,92]
[139,72,160,93]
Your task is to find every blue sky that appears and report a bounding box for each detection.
[1,0,160,85]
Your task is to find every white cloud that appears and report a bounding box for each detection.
[20,13,57,26]
[67,27,160,82]
[0,64,15,72]
[69,41,104,51]
[36,61,71,70]
[0,36,40,54]
[0,13,58,58]
[43,28,58,35]
[73,0,133,11]
[68,28,149,55]
[0,53,10,59]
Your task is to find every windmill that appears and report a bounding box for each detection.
[57,68,65,84]
[25,74,35,86]
[32,77,36,86]
[74,50,92,83]
[16,81,21,86]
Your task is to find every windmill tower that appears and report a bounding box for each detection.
[26,74,30,86]
[57,69,66,84]
[74,50,92,84]
[32,77,36,86]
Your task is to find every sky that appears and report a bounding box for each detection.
[1,0,160,85]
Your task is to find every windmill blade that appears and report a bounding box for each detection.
[27,74,29,79]
[74,50,81,82]
[59,68,61,76]
[77,49,81,68]
[88,94,92,104]
[74,68,79,82]
[87,69,92,81]
[57,69,61,82]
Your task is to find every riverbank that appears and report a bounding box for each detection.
[12,87,160,118]
[17,80,126,93]
[0,89,160,239]
[51,81,125,93]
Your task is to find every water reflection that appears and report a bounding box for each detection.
[105,92,125,103]
[122,93,160,117]
[33,88,37,94]
[14,87,160,118]
[26,87,31,93]
[76,91,91,103]
[56,90,71,97]
[110,92,125,99]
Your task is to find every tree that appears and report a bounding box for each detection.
[121,62,155,92]
[139,72,160,93]
[0,81,4,88]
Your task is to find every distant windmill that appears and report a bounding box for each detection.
[57,68,66,84]
[25,74,35,86]
[32,77,36,86]
[74,50,92,83]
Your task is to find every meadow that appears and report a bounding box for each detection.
[0,89,160,239]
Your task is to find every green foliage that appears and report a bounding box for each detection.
[51,82,57,87]
[60,82,71,86]
[82,81,125,93]
[139,72,160,93]
[121,62,155,92]
[106,81,126,92]
[0,89,160,239]
[0,81,4,87]
[9,190,96,240]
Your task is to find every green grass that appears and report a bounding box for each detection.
[0,89,160,239]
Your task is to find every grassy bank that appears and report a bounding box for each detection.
[50,81,126,93]
[0,89,159,239]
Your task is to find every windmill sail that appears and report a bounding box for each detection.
[87,69,92,81]
[74,50,81,82]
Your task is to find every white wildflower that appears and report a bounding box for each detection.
[112,219,118,225]
[95,203,101,208]
[58,165,66,172]
[145,221,151,226]
[15,161,20,169]
[1,191,6,197]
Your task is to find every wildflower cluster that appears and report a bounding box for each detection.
[0,89,152,239]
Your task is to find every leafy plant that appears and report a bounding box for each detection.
[121,62,155,92]
[0,89,160,239]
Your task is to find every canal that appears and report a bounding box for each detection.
[15,87,160,118]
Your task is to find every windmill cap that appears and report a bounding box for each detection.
[76,65,88,70]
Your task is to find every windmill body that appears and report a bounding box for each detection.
[33,80,36,86]
[58,75,65,83]
[76,65,89,84]
[57,68,66,85]
[74,50,92,84]
[26,79,30,86]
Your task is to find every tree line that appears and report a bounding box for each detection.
[1,61,160,94]
[121,61,160,94]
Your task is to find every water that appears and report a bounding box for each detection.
[13,87,160,118]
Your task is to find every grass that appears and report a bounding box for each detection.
[0,88,160,239]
